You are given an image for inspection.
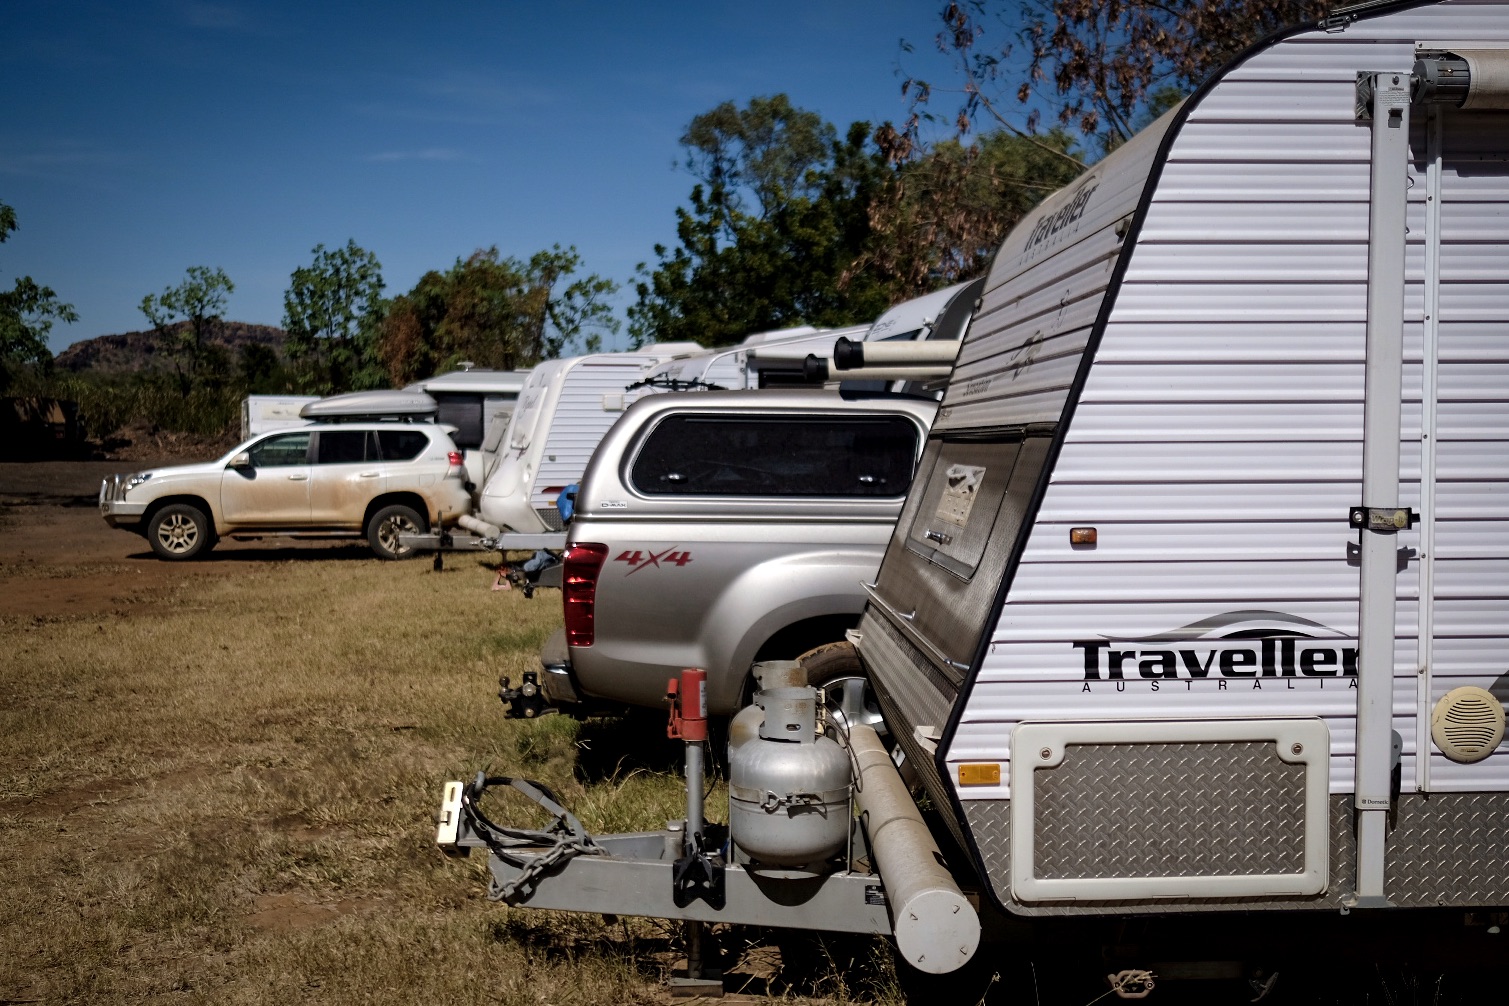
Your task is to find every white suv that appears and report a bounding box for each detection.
[99,422,472,560]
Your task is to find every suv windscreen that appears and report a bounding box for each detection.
[248,432,311,467]
[629,414,918,497]
[316,430,375,464]
[377,430,430,461]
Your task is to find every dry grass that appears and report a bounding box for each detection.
[0,553,896,1005]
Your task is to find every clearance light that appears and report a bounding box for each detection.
[958,763,1001,786]
[1069,527,1097,545]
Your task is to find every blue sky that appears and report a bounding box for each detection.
[2,1,964,354]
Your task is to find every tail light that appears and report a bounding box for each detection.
[563,543,609,647]
[447,451,464,467]
[445,451,464,478]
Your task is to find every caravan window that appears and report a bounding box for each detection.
[630,414,918,497]
[903,434,1042,580]
[433,393,483,449]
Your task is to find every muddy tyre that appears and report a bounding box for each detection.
[147,503,215,561]
[368,504,427,560]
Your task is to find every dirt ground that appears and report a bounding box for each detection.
[0,460,377,620]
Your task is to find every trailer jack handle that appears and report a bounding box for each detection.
[666,669,724,993]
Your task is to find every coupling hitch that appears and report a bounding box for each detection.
[499,670,550,719]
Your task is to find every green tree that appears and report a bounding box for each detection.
[283,240,386,394]
[139,265,234,397]
[377,245,617,386]
[629,97,894,347]
[680,94,836,222]
[0,199,77,391]
[237,342,285,393]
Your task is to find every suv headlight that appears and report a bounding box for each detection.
[125,472,153,491]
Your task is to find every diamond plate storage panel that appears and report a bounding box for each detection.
[1008,720,1329,901]
[1033,742,1305,880]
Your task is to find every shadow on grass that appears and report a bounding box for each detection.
[489,915,675,985]
[571,709,686,783]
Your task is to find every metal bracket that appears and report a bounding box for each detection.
[1349,506,1417,533]
[1356,69,1412,122]
[758,790,822,813]
[672,835,726,910]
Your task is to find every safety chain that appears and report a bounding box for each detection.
[460,772,603,903]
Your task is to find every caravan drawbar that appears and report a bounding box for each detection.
[439,1,1509,988]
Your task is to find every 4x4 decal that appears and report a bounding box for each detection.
[615,547,693,575]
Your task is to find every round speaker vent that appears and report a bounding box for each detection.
[1431,686,1506,764]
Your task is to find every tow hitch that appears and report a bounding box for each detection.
[437,667,981,990]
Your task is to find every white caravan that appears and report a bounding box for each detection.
[636,281,984,397]
[240,395,319,438]
[633,325,827,392]
[797,278,985,389]
[857,0,1509,927]
[473,344,703,541]
[439,2,1509,989]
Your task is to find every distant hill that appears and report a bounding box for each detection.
[55,322,288,373]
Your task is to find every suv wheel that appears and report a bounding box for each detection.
[147,503,215,561]
[797,641,887,737]
[368,504,427,560]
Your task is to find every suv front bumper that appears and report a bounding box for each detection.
[99,477,147,528]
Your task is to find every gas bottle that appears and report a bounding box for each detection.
[728,685,851,872]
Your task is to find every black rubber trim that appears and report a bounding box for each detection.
[929,0,1439,919]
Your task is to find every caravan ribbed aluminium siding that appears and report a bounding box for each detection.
[948,0,1509,804]
[851,0,1509,911]
[531,358,666,512]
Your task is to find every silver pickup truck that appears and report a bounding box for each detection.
[533,389,936,717]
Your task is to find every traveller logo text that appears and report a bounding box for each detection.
[1073,610,1358,680]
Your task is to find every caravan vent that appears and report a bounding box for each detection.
[1431,687,1506,764]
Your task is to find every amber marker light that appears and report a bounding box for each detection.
[1069,527,1097,545]
[957,763,1001,786]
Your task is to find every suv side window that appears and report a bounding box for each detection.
[630,415,918,497]
[377,430,430,461]
[248,431,311,467]
[316,430,374,464]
